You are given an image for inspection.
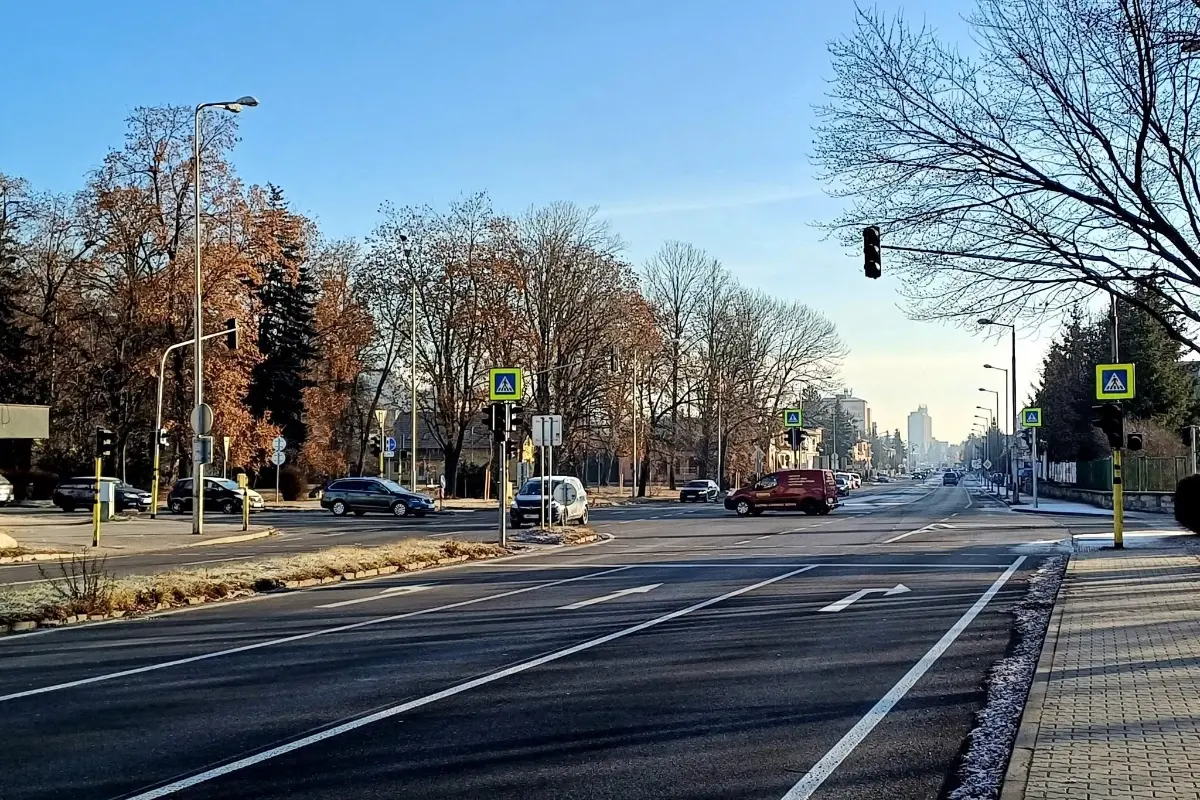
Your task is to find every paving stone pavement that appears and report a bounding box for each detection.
[1024,551,1200,799]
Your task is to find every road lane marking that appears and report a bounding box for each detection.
[122,565,818,799]
[0,566,633,703]
[755,535,772,540]
[735,540,753,545]
[315,585,436,609]
[558,583,662,610]
[818,584,910,612]
[882,524,935,543]
[779,556,1026,800]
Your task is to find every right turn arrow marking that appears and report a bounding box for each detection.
[819,584,910,613]
[558,583,662,610]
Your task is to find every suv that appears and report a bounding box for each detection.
[53,477,152,512]
[724,469,838,517]
[167,477,266,514]
[942,472,960,486]
[320,477,434,517]
[679,479,720,503]
[510,476,589,527]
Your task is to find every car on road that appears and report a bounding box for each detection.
[510,476,589,527]
[835,475,851,496]
[0,474,12,506]
[875,474,891,483]
[835,472,856,492]
[848,472,862,488]
[53,477,152,512]
[679,479,720,503]
[167,477,266,515]
[724,469,838,517]
[942,472,960,486]
[320,477,433,518]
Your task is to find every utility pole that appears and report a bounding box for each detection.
[411,285,418,492]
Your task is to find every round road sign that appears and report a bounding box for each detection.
[271,451,286,466]
[190,403,213,435]
[272,436,287,452]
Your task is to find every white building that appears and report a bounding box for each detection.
[906,405,933,468]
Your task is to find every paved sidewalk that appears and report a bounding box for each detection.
[1011,549,1200,799]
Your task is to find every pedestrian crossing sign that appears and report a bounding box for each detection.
[489,368,523,401]
[1021,407,1042,428]
[783,408,803,428]
[1095,363,1135,400]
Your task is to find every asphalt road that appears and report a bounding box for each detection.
[0,479,1086,799]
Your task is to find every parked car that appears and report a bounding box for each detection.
[679,479,720,503]
[875,474,892,483]
[0,474,12,506]
[942,472,960,486]
[724,469,838,517]
[53,477,152,512]
[835,472,856,492]
[167,477,266,515]
[320,477,433,517]
[835,475,851,496]
[510,476,589,527]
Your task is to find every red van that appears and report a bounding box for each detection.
[723,469,839,517]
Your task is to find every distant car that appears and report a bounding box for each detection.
[510,476,589,527]
[168,477,265,515]
[320,477,433,518]
[875,474,891,483]
[0,474,12,506]
[724,469,838,516]
[679,479,720,503]
[835,472,855,492]
[942,472,960,486]
[53,477,152,513]
[835,476,851,496]
[848,472,862,489]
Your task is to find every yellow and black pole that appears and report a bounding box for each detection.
[379,419,386,478]
[1113,448,1124,549]
[92,455,102,547]
[238,472,250,532]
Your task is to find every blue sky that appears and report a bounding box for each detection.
[2,0,1048,441]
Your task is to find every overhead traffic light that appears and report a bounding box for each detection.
[96,428,115,458]
[862,226,881,279]
[1090,403,1124,449]
[1126,433,1144,452]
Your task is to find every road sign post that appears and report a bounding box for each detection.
[1094,365,1135,547]
[1022,407,1043,509]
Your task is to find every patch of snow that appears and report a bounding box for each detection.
[508,529,565,545]
[1071,530,1192,552]
[1008,538,1072,555]
[948,554,1067,800]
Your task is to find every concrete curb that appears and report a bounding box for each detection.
[183,529,277,547]
[1010,506,1110,518]
[0,551,75,564]
[999,557,1069,800]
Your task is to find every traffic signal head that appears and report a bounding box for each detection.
[225,318,239,350]
[96,428,115,458]
[1182,425,1198,447]
[157,427,169,447]
[1126,433,1144,452]
[862,226,881,280]
[1090,403,1124,449]
[507,404,525,433]
[368,433,381,456]
[505,439,519,459]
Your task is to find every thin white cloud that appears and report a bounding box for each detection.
[598,186,824,218]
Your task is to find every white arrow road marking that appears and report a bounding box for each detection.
[558,583,662,610]
[883,523,955,544]
[818,584,910,613]
[315,584,436,609]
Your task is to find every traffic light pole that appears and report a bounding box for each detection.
[498,437,507,549]
[1031,428,1039,509]
[92,455,102,547]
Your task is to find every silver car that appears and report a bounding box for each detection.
[510,476,589,527]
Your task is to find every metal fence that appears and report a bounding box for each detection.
[1047,456,1191,492]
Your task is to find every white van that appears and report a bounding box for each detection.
[835,472,857,491]
[510,476,589,527]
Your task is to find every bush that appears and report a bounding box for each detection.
[278,466,307,501]
[1176,474,1200,534]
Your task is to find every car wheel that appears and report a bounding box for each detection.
[818,506,832,515]
[735,499,753,517]
[391,501,409,517]
[801,500,819,516]
[221,499,237,515]
[331,500,348,516]
[168,498,184,514]
[581,507,589,525]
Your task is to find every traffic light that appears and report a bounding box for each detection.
[157,428,169,447]
[225,318,239,350]
[1126,433,1144,452]
[507,404,525,433]
[787,428,807,449]
[862,226,881,279]
[96,428,115,458]
[368,433,381,456]
[505,439,519,460]
[1090,403,1124,449]
[1182,425,1198,447]
[1018,429,1032,448]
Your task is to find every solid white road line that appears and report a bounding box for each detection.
[0,566,633,704]
[123,565,818,800]
[779,556,1026,800]
[882,525,935,544]
[315,584,436,609]
[558,583,662,610]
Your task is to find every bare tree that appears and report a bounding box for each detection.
[814,0,1200,350]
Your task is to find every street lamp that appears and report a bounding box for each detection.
[979,319,1019,502]
[193,96,258,535]
[984,364,1010,498]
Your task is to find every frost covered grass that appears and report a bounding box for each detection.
[948,554,1067,800]
[510,525,598,546]
[0,538,505,626]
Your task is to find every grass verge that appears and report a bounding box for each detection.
[0,538,505,630]
[510,525,599,546]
